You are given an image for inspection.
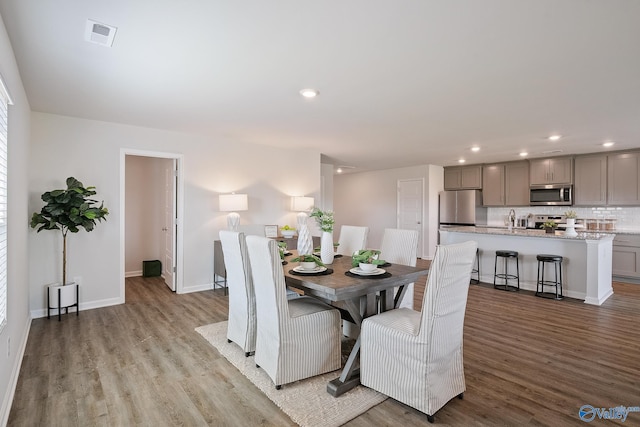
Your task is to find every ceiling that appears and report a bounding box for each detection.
[1,0,639,173]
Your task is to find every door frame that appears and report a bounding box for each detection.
[120,149,185,299]
[397,178,425,259]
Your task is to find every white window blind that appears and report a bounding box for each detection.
[0,76,10,333]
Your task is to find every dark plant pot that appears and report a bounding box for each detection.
[545,227,556,234]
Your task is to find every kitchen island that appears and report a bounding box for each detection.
[439,227,614,305]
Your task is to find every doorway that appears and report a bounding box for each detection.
[397,178,424,258]
[120,149,184,300]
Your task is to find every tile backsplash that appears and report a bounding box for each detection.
[487,206,640,230]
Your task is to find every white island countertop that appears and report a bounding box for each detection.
[440,227,614,305]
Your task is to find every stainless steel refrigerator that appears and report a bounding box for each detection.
[439,190,487,226]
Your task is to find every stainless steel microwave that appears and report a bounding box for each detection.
[529,184,573,206]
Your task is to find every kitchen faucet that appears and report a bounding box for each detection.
[508,209,516,229]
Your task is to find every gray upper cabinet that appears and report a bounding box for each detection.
[482,164,505,206]
[505,161,530,206]
[444,165,482,190]
[529,157,573,185]
[574,155,607,206]
[482,162,529,206]
[608,152,640,205]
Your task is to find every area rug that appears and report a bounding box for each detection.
[195,321,387,427]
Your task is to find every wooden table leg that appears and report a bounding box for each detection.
[327,294,376,397]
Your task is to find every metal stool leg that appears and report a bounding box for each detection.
[536,257,564,300]
[559,263,564,298]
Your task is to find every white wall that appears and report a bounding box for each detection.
[334,165,443,259]
[320,163,334,212]
[125,156,170,276]
[28,112,321,316]
[0,13,32,426]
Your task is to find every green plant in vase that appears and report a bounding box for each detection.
[309,207,336,264]
[351,249,386,268]
[564,210,578,219]
[540,220,558,233]
[309,207,335,232]
[277,241,288,260]
[290,254,325,267]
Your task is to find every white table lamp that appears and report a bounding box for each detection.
[219,193,248,231]
[292,196,314,255]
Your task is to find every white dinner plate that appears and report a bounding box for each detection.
[349,267,386,276]
[293,266,327,274]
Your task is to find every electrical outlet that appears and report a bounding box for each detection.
[73,276,82,286]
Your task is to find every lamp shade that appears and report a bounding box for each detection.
[219,194,248,212]
[291,196,314,212]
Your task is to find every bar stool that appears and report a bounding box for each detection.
[535,254,563,300]
[471,249,480,284]
[493,250,519,291]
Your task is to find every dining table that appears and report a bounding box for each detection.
[282,251,430,397]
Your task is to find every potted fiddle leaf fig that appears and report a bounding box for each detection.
[30,177,109,316]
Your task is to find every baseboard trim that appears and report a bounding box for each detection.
[613,275,640,285]
[125,270,142,278]
[180,282,214,294]
[30,296,124,319]
[0,315,31,427]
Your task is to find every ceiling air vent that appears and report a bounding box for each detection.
[542,149,563,155]
[85,19,117,47]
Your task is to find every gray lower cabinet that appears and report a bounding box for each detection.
[482,161,529,206]
[608,152,640,205]
[612,234,640,279]
[574,154,607,206]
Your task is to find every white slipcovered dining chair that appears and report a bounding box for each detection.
[361,240,478,423]
[219,230,257,356]
[335,225,369,256]
[245,235,342,389]
[379,228,419,309]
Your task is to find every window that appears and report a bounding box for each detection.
[0,76,10,332]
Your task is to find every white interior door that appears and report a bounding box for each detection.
[163,160,177,291]
[397,179,424,258]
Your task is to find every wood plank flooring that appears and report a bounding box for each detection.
[8,268,640,426]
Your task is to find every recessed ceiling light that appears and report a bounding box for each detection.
[335,165,355,174]
[300,88,319,98]
[603,141,615,147]
[458,159,466,163]
[471,146,480,152]
[548,135,562,141]
[519,152,528,157]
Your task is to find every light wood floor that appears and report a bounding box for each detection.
[8,267,640,426]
